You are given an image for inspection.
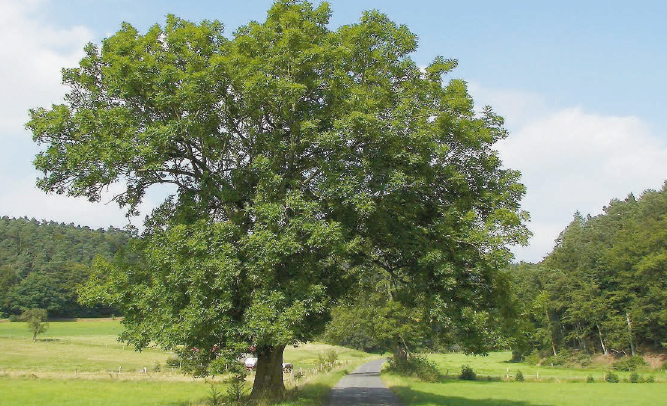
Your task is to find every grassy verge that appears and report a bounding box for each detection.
[383,352,667,406]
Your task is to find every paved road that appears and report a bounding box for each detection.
[327,359,402,406]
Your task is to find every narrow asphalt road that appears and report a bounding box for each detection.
[327,359,402,406]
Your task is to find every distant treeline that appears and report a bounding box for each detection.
[0,216,129,318]
[509,182,667,359]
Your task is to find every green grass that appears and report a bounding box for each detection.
[0,320,170,374]
[0,377,213,406]
[383,352,667,406]
[385,379,667,406]
[0,319,375,405]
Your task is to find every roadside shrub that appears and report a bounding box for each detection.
[646,375,655,383]
[515,370,524,382]
[605,371,619,383]
[586,375,595,383]
[460,364,476,381]
[613,355,648,371]
[386,354,440,382]
[327,349,338,365]
[225,373,248,405]
[629,372,640,383]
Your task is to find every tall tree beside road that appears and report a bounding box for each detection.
[28,0,528,399]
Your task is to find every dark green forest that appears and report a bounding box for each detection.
[0,217,129,318]
[509,182,667,360]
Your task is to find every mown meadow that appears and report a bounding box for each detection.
[383,352,667,406]
[0,319,375,406]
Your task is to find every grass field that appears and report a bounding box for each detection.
[383,352,667,406]
[0,319,375,405]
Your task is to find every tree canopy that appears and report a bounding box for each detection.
[28,0,528,398]
[509,182,667,361]
[0,216,127,318]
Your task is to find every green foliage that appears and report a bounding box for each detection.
[586,374,595,383]
[538,349,592,368]
[225,373,249,405]
[459,364,477,381]
[605,371,619,383]
[316,349,338,371]
[0,216,127,317]
[28,0,529,397]
[629,371,640,383]
[19,308,49,341]
[509,184,667,357]
[612,356,648,372]
[515,370,524,381]
[208,385,224,406]
[386,354,440,382]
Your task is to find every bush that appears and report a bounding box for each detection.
[629,372,640,383]
[605,371,619,383]
[586,375,595,383]
[225,374,248,405]
[386,354,440,382]
[613,355,648,371]
[570,351,592,367]
[166,357,180,368]
[208,385,224,406]
[459,364,476,381]
[524,350,541,365]
[515,370,524,382]
[327,349,338,366]
[646,375,655,383]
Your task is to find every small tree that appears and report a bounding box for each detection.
[20,308,48,341]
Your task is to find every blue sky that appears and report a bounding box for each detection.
[1,0,666,262]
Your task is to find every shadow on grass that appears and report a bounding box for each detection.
[391,386,548,406]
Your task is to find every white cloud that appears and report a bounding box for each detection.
[0,0,141,229]
[471,84,667,262]
[0,0,92,136]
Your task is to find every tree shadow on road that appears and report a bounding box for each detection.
[391,386,548,406]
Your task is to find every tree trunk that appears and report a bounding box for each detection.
[626,312,635,356]
[596,323,608,355]
[250,344,286,401]
[394,342,408,365]
[544,308,557,356]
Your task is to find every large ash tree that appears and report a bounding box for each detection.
[27,0,528,399]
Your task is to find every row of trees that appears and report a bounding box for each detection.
[509,183,667,359]
[0,217,128,318]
